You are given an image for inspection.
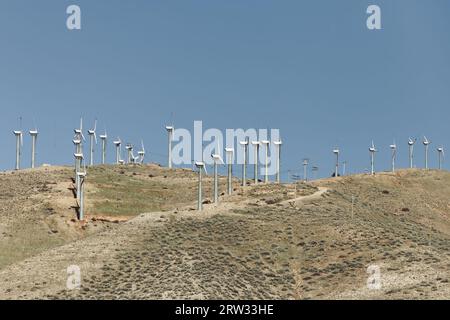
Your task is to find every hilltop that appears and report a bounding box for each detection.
[0,165,448,299]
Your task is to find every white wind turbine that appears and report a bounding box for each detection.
[138,140,146,164]
[390,140,397,173]
[333,147,339,177]
[211,140,224,204]
[437,146,445,170]
[251,141,261,184]
[74,117,85,153]
[369,140,377,175]
[76,156,87,221]
[29,126,38,169]
[113,137,122,164]
[165,125,174,168]
[261,140,270,183]
[239,139,249,187]
[195,161,207,211]
[99,130,107,165]
[423,136,431,169]
[13,130,23,170]
[87,119,97,166]
[125,143,133,164]
[74,153,84,200]
[302,158,309,182]
[273,140,282,183]
[408,138,416,169]
[225,147,234,195]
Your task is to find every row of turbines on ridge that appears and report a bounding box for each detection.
[10,119,446,219]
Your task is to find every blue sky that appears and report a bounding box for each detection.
[0,0,449,179]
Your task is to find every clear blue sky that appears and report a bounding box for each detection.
[1,0,450,179]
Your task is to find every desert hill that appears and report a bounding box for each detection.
[0,165,448,299]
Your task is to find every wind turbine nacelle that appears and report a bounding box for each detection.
[251,141,261,145]
[333,149,339,154]
[29,130,38,135]
[165,126,174,131]
[195,161,205,168]
[261,140,270,145]
[239,141,249,146]
[273,141,282,145]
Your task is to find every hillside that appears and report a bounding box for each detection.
[0,166,448,299]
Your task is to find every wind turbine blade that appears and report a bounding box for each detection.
[203,165,208,175]
[94,132,97,144]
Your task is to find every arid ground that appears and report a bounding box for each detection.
[0,164,448,299]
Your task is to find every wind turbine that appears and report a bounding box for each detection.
[87,120,97,166]
[273,140,282,183]
[302,158,309,182]
[423,136,431,169]
[408,138,416,169]
[211,140,224,204]
[76,157,87,221]
[125,144,133,164]
[251,141,261,184]
[225,147,234,195]
[390,140,397,173]
[165,125,174,168]
[195,161,207,211]
[437,146,444,170]
[261,140,270,183]
[99,130,107,165]
[74,153,84,200]
[138,140,146,164]
[369,140,377,175]
[13,130,23,170]
[239,139,249,187]
[333,147,339,177]
[74,117,85,153]
[342,161,347,176]
[29,127,38,169]
[113,137,122,164]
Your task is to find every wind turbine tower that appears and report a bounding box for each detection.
[125,144,133,164]
[195,161,207,211]
[166,125,174,168]
[76,158,87,221]
[87,120,97,166]
[273,140,282,183]
[251,141,261,184]
[261,140,270,183]
[369,141,377,175]
[239,139,249,186]
[225,147,234,195]
[408,138,416,169]
[29,128,38,169]
[13,130,23,170]
[99,130,107,165]
[390,141,397,173]
[138,140,146,165]
[437,146,444,170]
[113,137,122,164]
[302,158,309,182]
[333,147,339,177]
[423,136,431,169]
[211,142,224,204]
[74,153,84,200]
